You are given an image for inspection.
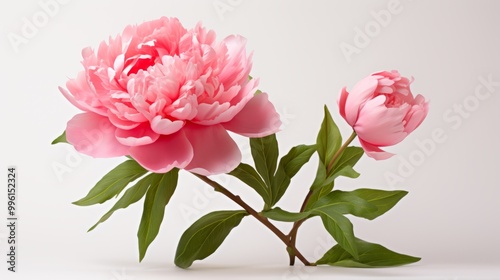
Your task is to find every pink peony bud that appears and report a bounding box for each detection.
[338,70,429,160]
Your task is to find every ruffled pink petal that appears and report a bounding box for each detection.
[66,113,129,157]
[151,115,185,135]
[223,92,281,137]
[219,35,252,87]
[60,72,107,116]
[107,110,141,130]
[129,132,193,173]
[115,122,160,146]
[338,87,349,124]
[344,76,378,125]
[195,78,258,125]
[404,95,429,133]
[183,123,241,176]
[195,102,231,123]
[354,95,409,146]
[359,139,394,160]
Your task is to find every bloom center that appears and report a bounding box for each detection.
[384,94,403,108]
[124,43,161,75]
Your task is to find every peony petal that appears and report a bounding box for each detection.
[66,113,129,157]
[115,122,160,146]
[344,76,378,125]
[354,95,409,146]
[338,87,349,124]
[151,115,185,135]
[107,110,141,130]
[195,102,231,122]
[195,78,258,125]
[219,35,252,87]
[60,71,107,116]
[129,132,193,173]
[359,139,394,160]
[404,97,429,133]
[223,92,281,137]
[183,123,241,176]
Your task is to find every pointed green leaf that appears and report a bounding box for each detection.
[271,144,316,205]
[305,147,363,210]
[311,189,407,221]
[138,169,179,261]
[304,161,335,211]
[309,161,336,192]
[261,207,311,222]
[348,189,408,220]
[250,134,279,188]
[313,207,358,259]
[73,160,147,206]
[88,173,156,232]
[332,165,360,179]
[330,146,363,175]
[175,210,248,269]
[316,106,342,168]
[228,163,271,205]
[316,238,420,267]
[52,130,68,145]
[312,190,377,219]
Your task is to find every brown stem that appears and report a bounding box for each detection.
[288,131,358,264]
[193,173,314,266]
[287,191,311,265]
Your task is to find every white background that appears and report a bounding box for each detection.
[1,0,500,279]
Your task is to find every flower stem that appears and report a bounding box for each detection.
[288,130,357,265]
[326,131,357,174]
[192,173,313,266]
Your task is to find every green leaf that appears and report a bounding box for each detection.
[304,147,363,210]
[347,189,408,220]
[271,144,316,205]
[312,190,377,219]
[312,207,358,259]
[138,169,179,261]
[304,161,335,211]
[316,238,420,267]
[250,134,279,188]
[88,173,157,232]
[228,163,271,205]
[309,161,330,191]
[316,106,342,168]
[73,160,147,206]
[261,207,311,222]
[330,146,363,176]
[51,130,68,145]
[175,210,248,269]
[333,165,360,179]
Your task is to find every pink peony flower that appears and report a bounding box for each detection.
[338,70,429,160]
[60,17,281,175]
